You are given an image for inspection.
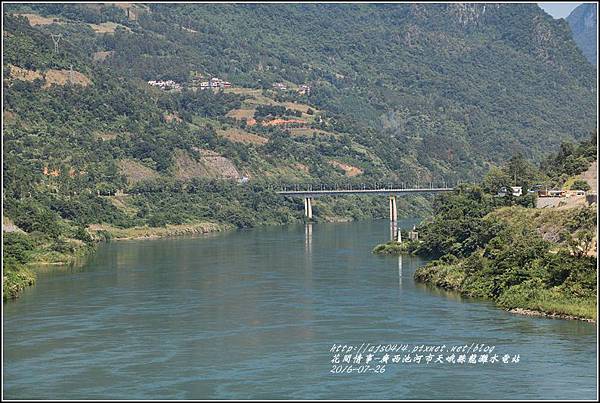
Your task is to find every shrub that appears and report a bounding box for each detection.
[3,232,35,264]
[570,179,591,191]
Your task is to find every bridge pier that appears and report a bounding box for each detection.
[304,197,313,220]
[389,195,397,222]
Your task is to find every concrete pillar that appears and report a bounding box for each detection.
[304,197,313,220]
[389,195,397,222]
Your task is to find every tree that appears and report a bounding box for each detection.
[570,179,591,191]
[565,230,595,258]
[482,166,512,193]
[3,232,35,264]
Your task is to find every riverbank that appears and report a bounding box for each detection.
[414,260,597,322]
[372,240,422,255]
[372,241,410,255]
[3,233,92,301]
[508,308,596,323]
[406,190,597,322]
[87,221,233,241]
[373,183,597,322]
[3,263,35,301]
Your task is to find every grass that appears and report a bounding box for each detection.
[509,298,596,321]
[414,264,597,321]
[414,262,465,291]
[497,282,596,320]
[328,160,363,177]
[28,243,94,266]
[3,262,36,301]
[217,128,268,145]
[87,221,232,240]
[372,241,410,255]
[562,175,577,191]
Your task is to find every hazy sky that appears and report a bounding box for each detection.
[538,2,582,19]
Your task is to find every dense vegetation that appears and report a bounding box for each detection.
[2,4,597,299]
[373,137,597,320]
[412,192,596,320]
[539,134,597,187]
[254,105,302,119]
[4,3,597,181]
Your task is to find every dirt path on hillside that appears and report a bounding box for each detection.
[580,161,597,193]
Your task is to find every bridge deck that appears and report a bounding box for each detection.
[276,187,454,197]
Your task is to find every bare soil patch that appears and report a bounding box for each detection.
[93,50,115,61]
[163,112,183,124]
[174,149,241,180]
[89,21,131,34]
[580,161,597,193]
[329,160,363,177]
[94,131,119,141]
[3,216,25,233]
[3,110,17,123]
[118,159,160,184]
[226,108,256,120]
[262,118,306,127]
[9,65,43,81]
[43,69,92,87]
[173,149,211,180]
[217,128,268,145]
[16,13,61,25]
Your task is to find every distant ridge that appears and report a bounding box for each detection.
[566,3,597,66]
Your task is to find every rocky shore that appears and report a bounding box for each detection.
[508,308,596,323]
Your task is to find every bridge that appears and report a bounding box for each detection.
[276,186,455,221]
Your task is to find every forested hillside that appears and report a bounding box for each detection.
[4,3,596,180]
[2,3,597,285]
[374,134,597,320]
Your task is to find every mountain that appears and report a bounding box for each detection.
[1,3,597,241]
[566,3,597,66]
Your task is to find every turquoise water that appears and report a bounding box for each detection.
[3,220,597,399]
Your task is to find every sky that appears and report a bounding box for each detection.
[538,2,582,19]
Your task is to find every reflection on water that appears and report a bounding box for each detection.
[398,254,403,287]
[413,281,469,304]
[3,219,597,400]
[305,223,312,254]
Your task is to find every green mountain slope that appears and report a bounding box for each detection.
[2,3,597,299]
[566,3,597,66]
[1,3,597,235]
[4,3,597,177]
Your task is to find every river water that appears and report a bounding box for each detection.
[3,220,597,399]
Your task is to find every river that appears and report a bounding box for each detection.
[3,219,597,399]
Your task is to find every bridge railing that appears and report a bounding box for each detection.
[273,181,464,193]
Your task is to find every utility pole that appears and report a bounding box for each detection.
[50,33,62,53]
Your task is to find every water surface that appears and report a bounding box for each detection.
[3,220,597,399]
